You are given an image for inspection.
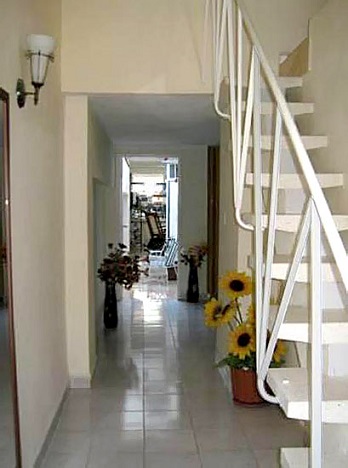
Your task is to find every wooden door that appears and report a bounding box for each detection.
[207,146,219,297]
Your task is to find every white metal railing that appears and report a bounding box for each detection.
[205,0,348,466]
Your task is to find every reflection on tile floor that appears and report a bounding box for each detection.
[42,272,306,467]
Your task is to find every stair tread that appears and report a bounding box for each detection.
[245,173,343,189]
[277,77,303,88]
[260,214,348,231]
[281,448,347,468]
[223,76,303,89]
[269,305,348,344]
[248,135,328,150]
[267,367,348,423]
[241,102,314,115]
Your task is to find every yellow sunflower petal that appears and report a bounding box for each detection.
[247,304,256,326]
[273,340,287,363]
[219,271,252,299]
[228,323,256,359]
[204,298,235,328]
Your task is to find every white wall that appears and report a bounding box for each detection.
[64,96,117,387]
[177,148,208,299]
[0,1,68,466]
[61,0,212,94]
[243,0,327,70]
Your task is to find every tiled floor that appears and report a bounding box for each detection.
[42,265,306,467]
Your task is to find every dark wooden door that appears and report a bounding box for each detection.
[207,146,219,297]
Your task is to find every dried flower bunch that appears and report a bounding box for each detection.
[180,244,208,268]
[97,243,147,289]
[204,271,286,370]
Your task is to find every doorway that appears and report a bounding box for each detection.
[122,156,179,294]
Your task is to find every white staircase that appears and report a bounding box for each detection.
[207,0,348,466]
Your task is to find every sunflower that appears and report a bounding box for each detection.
[220,271,252,299]
[247,304,256,326]
[228,323,256,359]
[204,298,235,327]
[273,340,287,364]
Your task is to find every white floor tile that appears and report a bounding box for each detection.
[201,450,257,468]
[145,452,201,468]
[145,429,197,454]
[43,272,305,468]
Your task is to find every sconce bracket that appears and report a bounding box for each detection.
[16,79,27,109]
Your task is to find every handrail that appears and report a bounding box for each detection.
[233,0,348,292]
[207,1,345,465]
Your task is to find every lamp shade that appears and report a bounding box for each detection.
[26,34,55,86]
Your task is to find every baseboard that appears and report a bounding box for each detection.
[34,385,69,467]
[69,374,91,388]
[215,349,232,393]
[217,364,232,393]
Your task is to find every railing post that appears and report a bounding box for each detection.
[310,200,323,467]
[252,52,263,370]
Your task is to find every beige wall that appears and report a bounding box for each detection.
[0,0,67,466]
[64,96,116,387]
[64,96,90,385]
[87,105,116,369]
[244,0,327,70]
[61,0,325,95]
[61,0,212,94]
[300,0,348,217]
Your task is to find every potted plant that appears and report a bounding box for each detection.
[204,270,287,405]
[181,244,208,303]
[97,243,147,329]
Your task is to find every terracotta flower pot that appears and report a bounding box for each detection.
[230,368,264,405]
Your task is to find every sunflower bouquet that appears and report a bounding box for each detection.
[204,271,286,370]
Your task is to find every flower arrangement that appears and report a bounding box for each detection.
[97,243,146,289]
[204,270,287,370]
[180,243,208,268]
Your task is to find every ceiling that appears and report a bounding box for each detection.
[126,155,178,176]
[89,94,219,146]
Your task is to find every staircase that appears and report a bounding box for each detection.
[206,0,348,466]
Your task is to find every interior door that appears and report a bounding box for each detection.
[207,146,220,298]
[0,88,21,467]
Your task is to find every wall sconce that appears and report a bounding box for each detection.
[16,34,55,108]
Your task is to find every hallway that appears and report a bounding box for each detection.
[42,278,306,467]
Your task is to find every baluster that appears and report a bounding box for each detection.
[260,201,311,380]
[226,0,238,205]
[236,6,242,182]
[214,0,229,120]
[235,49,254,231]
[252,53,263,369]
[310,200,323,467]
[260,109,282,365]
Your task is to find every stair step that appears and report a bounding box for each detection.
[260,214,348,231]
[267,367,348,423]
[223,76,303,89]
[277,77,303,89]
[268,305,348,344]
[281,448,347,468]
[248,135,328,150]
[270,255,341,283]
[248,254,343,283]
[242,102,314,115]
[245,173,343,189]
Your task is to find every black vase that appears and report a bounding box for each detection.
[186,260,199,303]
[104,281,118,329]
